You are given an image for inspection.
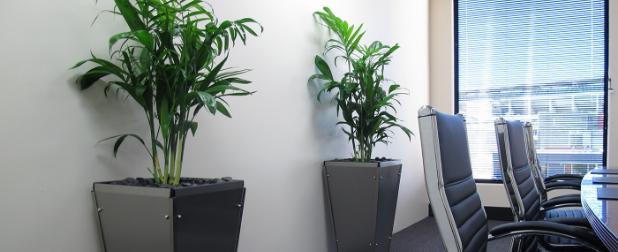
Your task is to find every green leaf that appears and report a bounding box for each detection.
[196,91,216,113]
[109,30,154,51]
[314,56,333,80]
[220,90,255,97]
[205,84,230,94]
[109,32,133,51]
[388,84,400,94]
[187,121,198,136]
[199,56,228,89]
[237,18,264,33]
[226,77,251,84]
[71,59,89,69]
[114,0,146,32]
[219,20,233,30]
[113,135,129,157]
[138,47,151,70]
[98,134,148,158]
[78,67,109,90]
[159,99,170,138]
[135,85,146,97]
[193,104,203,117]
[215,36,223,54]
[239,23,258,36]
[216,101,231,118]
[72,57,127,79]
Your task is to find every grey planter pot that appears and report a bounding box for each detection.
[324,160,402,252]
[92,179,246,252]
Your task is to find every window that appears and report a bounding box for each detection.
[455,0,607,181]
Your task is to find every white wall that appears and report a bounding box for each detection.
[608,0,618,165]
[0,0,429,251]
[429,0,618,207]
[429,0,455,112]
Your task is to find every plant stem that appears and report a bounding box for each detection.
[163,137,170,183]
[173,135,185,185]
[350,125,357,158]
[168,127,178,184]
[148,111,162,183]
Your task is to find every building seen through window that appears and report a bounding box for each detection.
[456,0,607,180]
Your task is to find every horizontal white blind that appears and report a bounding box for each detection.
[456,0,606,180]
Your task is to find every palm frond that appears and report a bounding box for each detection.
[73,0,262,185]
[310,6,412,162]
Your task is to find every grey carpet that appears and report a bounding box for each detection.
[391,217,511,252]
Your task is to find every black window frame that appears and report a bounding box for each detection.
[453,0,609,184]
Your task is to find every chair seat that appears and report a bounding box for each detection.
[543,207,588,245]
[545,207,585,220]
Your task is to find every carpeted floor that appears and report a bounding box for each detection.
[391,217,511,251]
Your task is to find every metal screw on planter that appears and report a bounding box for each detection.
[97,208,103,213]
[177,214,182,219]
[164,215,169,220]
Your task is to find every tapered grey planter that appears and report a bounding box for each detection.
[324,160,402,252]
[92,178,246,252]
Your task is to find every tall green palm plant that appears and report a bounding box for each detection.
[310,7,412,162]
[73,0,262,186]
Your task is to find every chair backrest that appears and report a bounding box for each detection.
[494,118,542,222]
[523,122,548,202]
[418,106,489,252]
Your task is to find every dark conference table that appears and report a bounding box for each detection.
[581,170,618,251]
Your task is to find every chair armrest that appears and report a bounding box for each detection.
[545,180,581,191]
[545,217,591,229]
[488,221,605,251]
[541,194,582,210]
[545,174,584,183]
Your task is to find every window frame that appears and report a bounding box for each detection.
[452,0,609,184]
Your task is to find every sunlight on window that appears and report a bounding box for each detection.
[457,0,606,180]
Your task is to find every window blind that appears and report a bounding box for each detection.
[456,0,607,180]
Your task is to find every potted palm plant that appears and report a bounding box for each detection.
[73,0,261,251]
[310,7,412,252]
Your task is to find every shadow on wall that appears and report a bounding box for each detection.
[306,78,340,252]
[68,75,149,252]
[69,76,148,174]
[306,15,350,252]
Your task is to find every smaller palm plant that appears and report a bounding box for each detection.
[73,0,262,186]
[310,7,412,162]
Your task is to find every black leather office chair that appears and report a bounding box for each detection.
[523,122,581,208]
[418,106,605,252]
[494,118,602,251]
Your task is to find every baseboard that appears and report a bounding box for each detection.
[428,204,513,221]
